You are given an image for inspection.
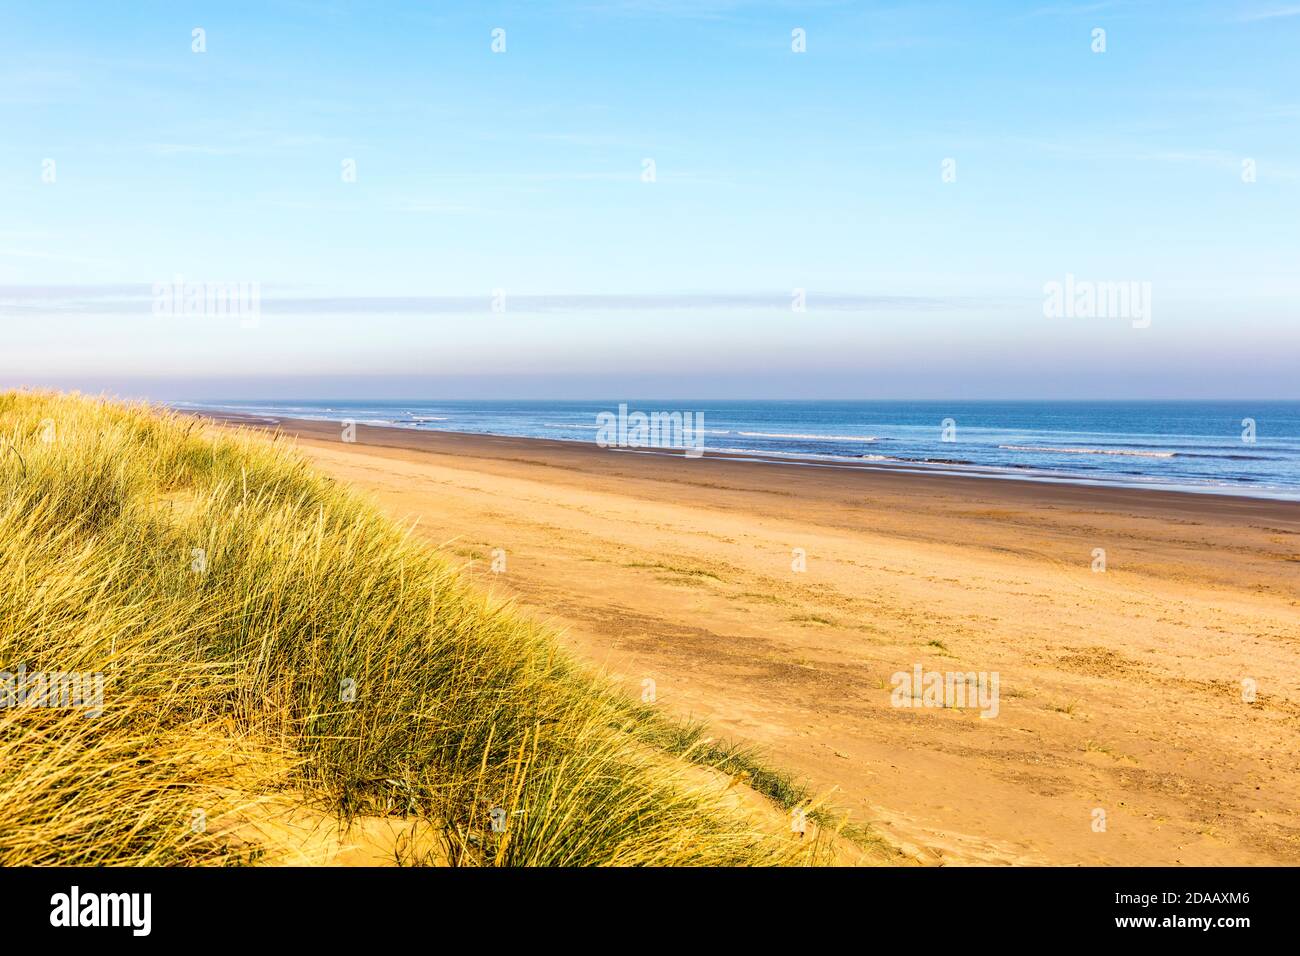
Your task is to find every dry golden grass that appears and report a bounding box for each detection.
[0,390,838,866]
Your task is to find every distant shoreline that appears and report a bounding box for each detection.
[184,409,1300,515]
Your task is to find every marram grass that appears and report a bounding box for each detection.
[0,390,839,866]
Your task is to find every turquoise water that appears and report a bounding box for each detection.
[174,400,1300,501]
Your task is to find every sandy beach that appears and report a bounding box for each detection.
[200,413,1300,866]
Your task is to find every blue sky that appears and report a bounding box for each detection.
[1,0,1298,398]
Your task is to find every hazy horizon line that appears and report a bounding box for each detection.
[9,388,1295,405]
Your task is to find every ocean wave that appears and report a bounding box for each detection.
[736,431,877,442]
[1000,445,1176,459]
[711,446,888,463]
[1172,452,1271,461]
[544,422,733,435]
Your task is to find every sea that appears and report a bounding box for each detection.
[171,399,1300,501]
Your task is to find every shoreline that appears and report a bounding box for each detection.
[189,409,1300,519]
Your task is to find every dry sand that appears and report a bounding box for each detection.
[202,414,1300,866]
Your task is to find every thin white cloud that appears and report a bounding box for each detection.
[1239,5,1300,21]
[0,249,100,264]
[0,287,1008,316]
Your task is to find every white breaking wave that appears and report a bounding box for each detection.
[710,446,894,462]
[735,431,877,442]
[545,422,732,435]
[1000,445,1176,459]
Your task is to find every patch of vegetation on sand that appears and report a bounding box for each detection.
[788,614,837,627]
[0,391,842,866]
[623,560,724,583]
